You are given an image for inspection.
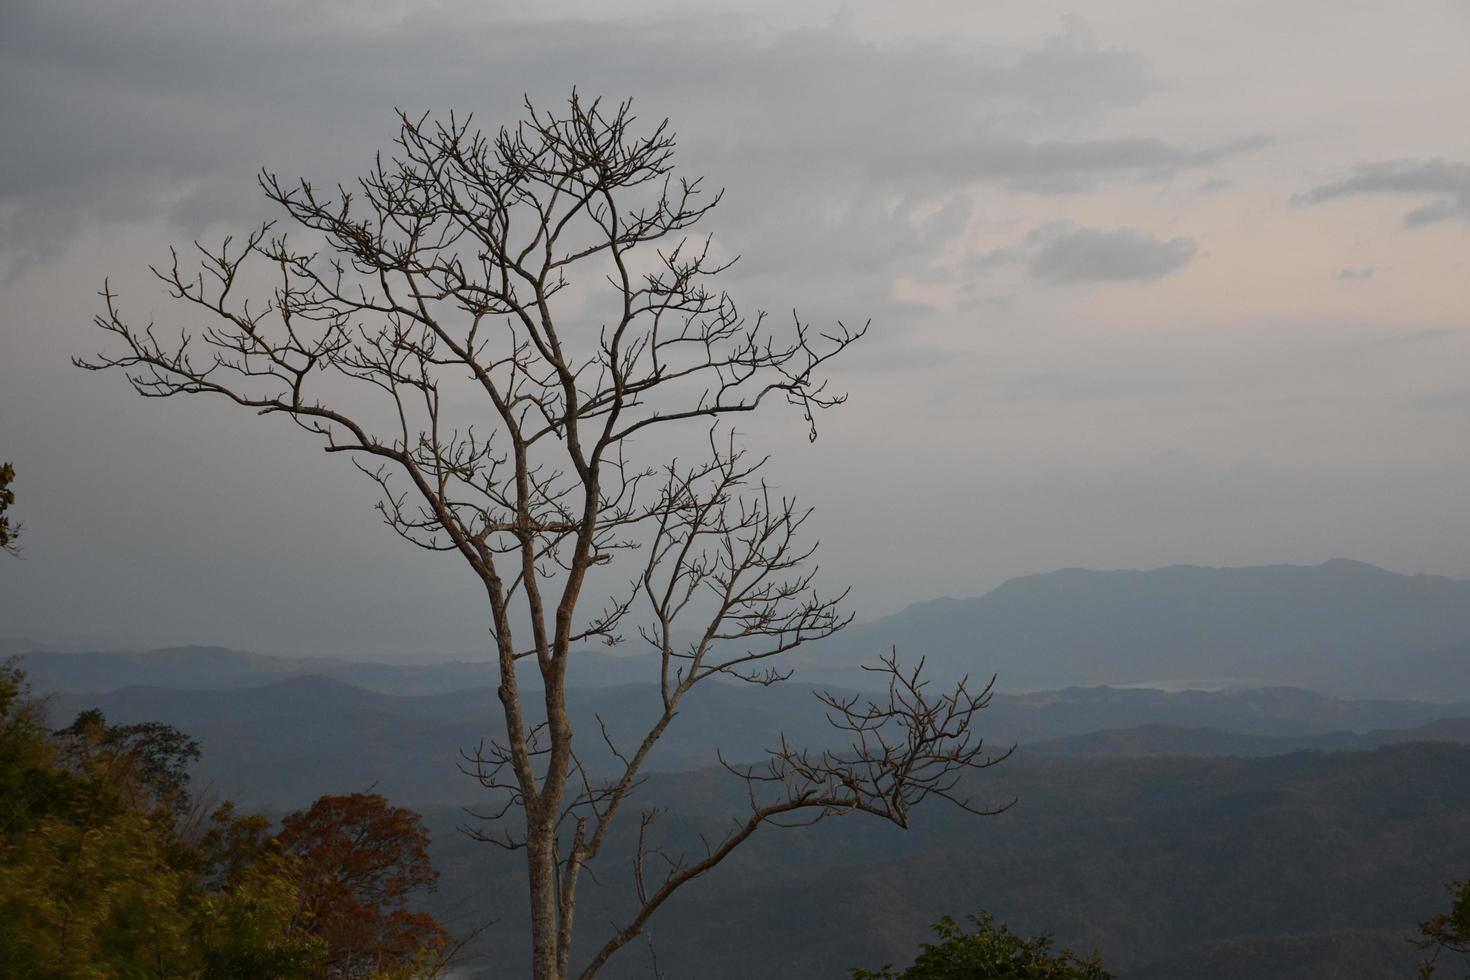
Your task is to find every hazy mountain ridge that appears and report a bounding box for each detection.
[1027,716,1470,758]
[36,676,872,806]
[22,560,1470,700]
[17,645,657,696]
[34,668,1470,809]
[806,559,1470,698]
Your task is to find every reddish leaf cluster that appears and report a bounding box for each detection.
[279,793,448,978]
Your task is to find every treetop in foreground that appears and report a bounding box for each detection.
[852,913,1113,980]
[1416,878,1470,978]
[0,461,19,554]
[0,659,451,979]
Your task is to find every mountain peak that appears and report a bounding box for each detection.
[822,561,1470,700]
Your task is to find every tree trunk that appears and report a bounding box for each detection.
[528,825,563,979]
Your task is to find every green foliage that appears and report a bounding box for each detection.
[1416,879,1470,978]
[0,658,57,834]
[852,913,1113,980]
[0,660,334,979]
[0,664,196,977]
[193,856,328,980]
[197,800,276,890]
[54,708,203,816]
[0,807,194,977]
[0,460,18,553]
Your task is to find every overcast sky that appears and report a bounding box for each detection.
[2,0,1468,657]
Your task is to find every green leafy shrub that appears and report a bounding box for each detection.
[852,912,1113,980]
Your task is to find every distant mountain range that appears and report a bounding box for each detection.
[16,558,1470,979]
[17,644,650,696]
[806,558,1470,698]
[21,659,1470,978]
[17,559,1470,700]
[32,671,1470,809]
[1026,716,1470,758]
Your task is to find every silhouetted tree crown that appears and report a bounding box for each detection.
[80,93,1009,979]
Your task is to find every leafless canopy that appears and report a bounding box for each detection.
[80,94,1008,980]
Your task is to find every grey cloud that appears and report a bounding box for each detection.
[1004,14,1158,116]
[1415,385,1470,412]
[1331,267,1375,282]
[919,196,975,247]
[0,0,1263,279]
[984,222,1198,284]
[890,134,1268,194]
[1292,159,1470,228]
[1403,200,1459,229]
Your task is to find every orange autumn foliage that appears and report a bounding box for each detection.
[278,792,448,979]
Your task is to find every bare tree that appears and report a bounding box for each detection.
[80,94,1010,980]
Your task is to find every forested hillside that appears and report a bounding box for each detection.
[415,742,1470,978]
[20,652,1470,978]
